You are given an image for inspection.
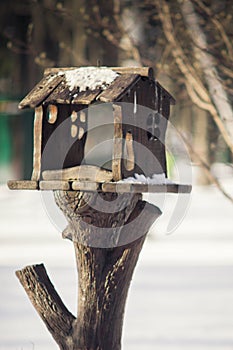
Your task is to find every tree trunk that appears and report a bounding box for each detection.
[192,106,211,185]
[16,191,161,349]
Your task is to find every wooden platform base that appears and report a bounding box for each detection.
[7,180,192,194]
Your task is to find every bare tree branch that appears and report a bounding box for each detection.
[87,2,143,65]
[193,0,233,58]
[154,0,233,154]
[154,0,210,101]
[113,0,143,65]
[16,264,76,349]
[181,134,233,204]
[181,0,233,147]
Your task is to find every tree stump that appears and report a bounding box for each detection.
[16,191,161,350]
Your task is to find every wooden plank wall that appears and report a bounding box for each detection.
[120,78,169,178]
[41,104,87,173]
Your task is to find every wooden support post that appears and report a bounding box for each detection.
[112,104,123,181]
[16,191,161,350]
[31,106,43,181]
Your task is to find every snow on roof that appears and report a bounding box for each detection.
[59,67,119,92]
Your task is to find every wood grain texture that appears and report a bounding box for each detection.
[42,165,113,182]
[7,180,38,190]
[102,182,192,193]
[123,131,135,171]
[18,74,63,109]
[43,81,72,104]
[44,85,102,105]
[53,191,161,349]
[54,191,142,246]
[44,67,78,75]
[7,179,192,193]
[71,89,102,104]
[71,181,99,191]
[31,106,43,181]
[112,104,123,181]
[39,180,70,190]
[110,66,154,78]
[16,264,75,349]
[98,74,140,102]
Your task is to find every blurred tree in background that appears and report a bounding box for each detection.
[0,0,232,195]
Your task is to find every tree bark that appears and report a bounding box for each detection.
[16,264,75,350]
[16,191,161,349]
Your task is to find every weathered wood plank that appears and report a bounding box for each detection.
[71,89,102,104]
[101,182,132,193]
[19,74,64,109]
[175,184,192,193]
[71,181,99,191]
[31,106,43,181]
[7,180,38,190]
[45,85,102,105]
[157,81,176,105]
[44,67,79,76]
[123,131,135,171]
[102,182,192,193]
[112,104,123,181]
[44,83,101,105]
[110,67,154,78]
[43,81,71,104]
[98,74,140,102]
[7,178,191,193]
[42,165,113,182]
[39,181,70,190]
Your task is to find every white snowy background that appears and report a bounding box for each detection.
[0,170,233,350]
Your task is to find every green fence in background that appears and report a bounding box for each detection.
[0,114,11,165]
[0,96,33,181]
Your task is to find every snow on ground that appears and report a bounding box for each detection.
[0,180,233,349]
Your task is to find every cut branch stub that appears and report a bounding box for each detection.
[16,264,75,349]
[54,190,160,248]
[16,191,161,350]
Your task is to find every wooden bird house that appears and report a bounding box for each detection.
[8,66,191,193]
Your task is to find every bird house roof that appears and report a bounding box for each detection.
[18,66,175,109]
